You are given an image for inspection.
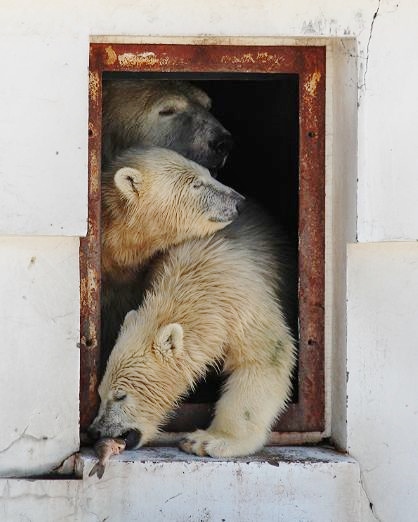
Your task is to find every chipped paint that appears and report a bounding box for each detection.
[220,53,255,64]
[88,71,100,103]
[118,51,160,67]
[89,150,100,194]
[220,51,284,67]
[104,45,117,65]
[256,51,285,65]
[116,51,189,68]
[305,71,322,97]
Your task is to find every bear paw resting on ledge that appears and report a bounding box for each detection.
[90,201,297,458]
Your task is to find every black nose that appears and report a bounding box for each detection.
[122,429,141,449]
[87,425,101,441]
[210,132,234,156]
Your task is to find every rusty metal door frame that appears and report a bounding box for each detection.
[80,43,326,441]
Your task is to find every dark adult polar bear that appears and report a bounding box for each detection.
[90,202,297,458]
[102,79,233,170]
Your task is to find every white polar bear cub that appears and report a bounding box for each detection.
[90,203,297,458]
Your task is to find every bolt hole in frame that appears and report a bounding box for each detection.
[80,43,325,445]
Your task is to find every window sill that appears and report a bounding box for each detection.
[76,444,355,477]
[1,446,362,521]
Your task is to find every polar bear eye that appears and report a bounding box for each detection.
[159,107,176,116]
[192,179,203,189]
[114,393,127,402]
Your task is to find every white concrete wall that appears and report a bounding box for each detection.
[0,1,417,520]
[347,243,418,522]
[0,237,80,477]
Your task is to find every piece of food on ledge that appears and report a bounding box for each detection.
[88,437,126,479]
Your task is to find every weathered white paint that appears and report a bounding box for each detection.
[347,242,418,522]
[355,1,418,241]
[325,38,358,449]
[0,447,362,522]
[1,1,417,240]
[0,33,89,237]
[0,1,417,520]
[0,237,80,477]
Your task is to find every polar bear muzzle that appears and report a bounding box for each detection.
[87,425,141,449]
[121,429,141,449]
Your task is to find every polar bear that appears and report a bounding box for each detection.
[101,146,244,368]
[90,203,297,458]
[101,79,233,170]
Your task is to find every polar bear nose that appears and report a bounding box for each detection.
[210,132,233,156]
[230,193,246,219]
[122,429,142,449]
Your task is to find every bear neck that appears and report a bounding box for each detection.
[140,242,230,374]
[101,192,178,283]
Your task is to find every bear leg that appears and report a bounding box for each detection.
[179,363,293,458]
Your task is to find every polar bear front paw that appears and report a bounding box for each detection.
[179,430,211,456]
[179,429,263,458]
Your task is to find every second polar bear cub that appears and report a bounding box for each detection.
[101,146,245,368]
[91,203,297,458]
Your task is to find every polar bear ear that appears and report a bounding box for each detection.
[114,167,143,197]
[153,323,184,360]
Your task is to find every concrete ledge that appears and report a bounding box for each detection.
[78,443,357,469]
[1,446,363,521]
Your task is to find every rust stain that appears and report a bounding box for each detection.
[88,122,96,139]
[80,80,102,432]
[88,71,100,103]
[305,71,321,97]
[104,45,117,65]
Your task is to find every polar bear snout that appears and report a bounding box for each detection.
[233,190,246,213]
[210,131,233,156]
[88,423,142,449]
[121,429,141,449]
[208,130,233,168]
[209,189,246,223]
[225,190,246,221]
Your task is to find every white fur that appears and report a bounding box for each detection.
[93,230,297,457]
[101,147,243,281]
